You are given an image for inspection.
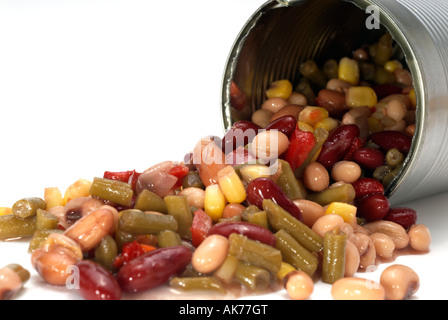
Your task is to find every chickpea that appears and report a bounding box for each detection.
[303,162,330,192]
[370,232,395,259]
[385,99,407,122]
[284,270,314,300]
[251,130,290,162]
[380,264,420,300]
[331,277,385,300]
[261,97,288,114]
[312,214,344,238]
[287,92,307,106]
[191,235,229,274]
[178,187,205,209]
[222,203,246,219]
[344,241,360,277]
[408,224,431,252]
[331,161,362,183]
[293,199,325,228]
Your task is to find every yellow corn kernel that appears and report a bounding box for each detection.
[367,116,384,133]
[204,184,227,222]
[266,79,293,100]
[346,86,378,108]
[0,207,12,216]
[325,202,357,226]
[384,60,403,73]
[239,164,272,184]
[297,121,314,133]
[277,261,296,280]
[298,106,329,126]
[338,57,360,85]
[44,187,64,210]
[217,165,246,203]
[408,88,417,109]
[63,179,92,204]
[314,117,339,132]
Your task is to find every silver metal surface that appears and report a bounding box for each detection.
[221,0,448,205]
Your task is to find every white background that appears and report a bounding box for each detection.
[1,0,447,300]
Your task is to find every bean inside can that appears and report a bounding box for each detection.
[0,29,431,300]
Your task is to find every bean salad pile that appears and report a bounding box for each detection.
[0,33,431,300]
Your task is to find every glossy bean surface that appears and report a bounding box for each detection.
[116,246,192,293]
[76,260,121,300]
[208,221,276,247]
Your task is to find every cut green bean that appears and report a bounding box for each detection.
[300,60,327,88]
[89,177,133,207]
[119,209,178,235]
[274,229,318,277]
[164,195,193,240]
[295,79,316,105]
[94,235,118,270]
[12,197,46,219]
[228,233,281,275]
[214,254,239,283]
[241,209,268,229]
[114,229,136,250]
[323,59,339,80]
[182,171,205,189]
[234,261,270,291]
[27,229,62,252]
[157,229,182,248]
[386,148,404,167]
[306,183,356,207]
[134,189,168,213]
[276,160,304,200]
[0,215,37,241]
[322,228,347,284]
[263,199,323,253]
[169,277,226,293]
[36,209,58,230]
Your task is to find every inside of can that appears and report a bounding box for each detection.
[221,0,414,198]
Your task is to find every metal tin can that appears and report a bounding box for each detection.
[221,0,448,205]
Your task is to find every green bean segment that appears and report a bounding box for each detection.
[28,229,62,252]
[274,229,318,277]
[94,235,118,270]
[234,261,270,292]
[263,199,323,253]
[12,197,46,219]
[134,189,168,213]
[228,233,281,275]
[164,195,193,240]
[89,177,133,207]
[119,209,178,235]
[306,183,355,206]
[276,160,304,200]
[322,228,347,284]
[0,215,37,241]
[169,277,226,293]
[36,209,58,230]
[157,229,182,248]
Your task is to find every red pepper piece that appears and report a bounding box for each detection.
[103,170,134,183]
[190,208,213,247]
[168,164,190,189]
[112,240,146,270]
[285,124,316,172]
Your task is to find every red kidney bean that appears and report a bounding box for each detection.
[265,115,296,137]
[373,84,403,100]
[370,131,412,154]
[384,207,418,230]
[357,193,390,222]
[317,124,360,169]
[246,177,303,222]
[230,81,246,111]
[352,147,385,170]
[221,120,260,154]
[208,221,276,247]
[315,89,348,117]
[343,137,366,161]
[352,177,385,199]
[76,260,121,300]
[117,246,192,293]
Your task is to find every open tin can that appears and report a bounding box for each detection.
[221,0,448,205]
